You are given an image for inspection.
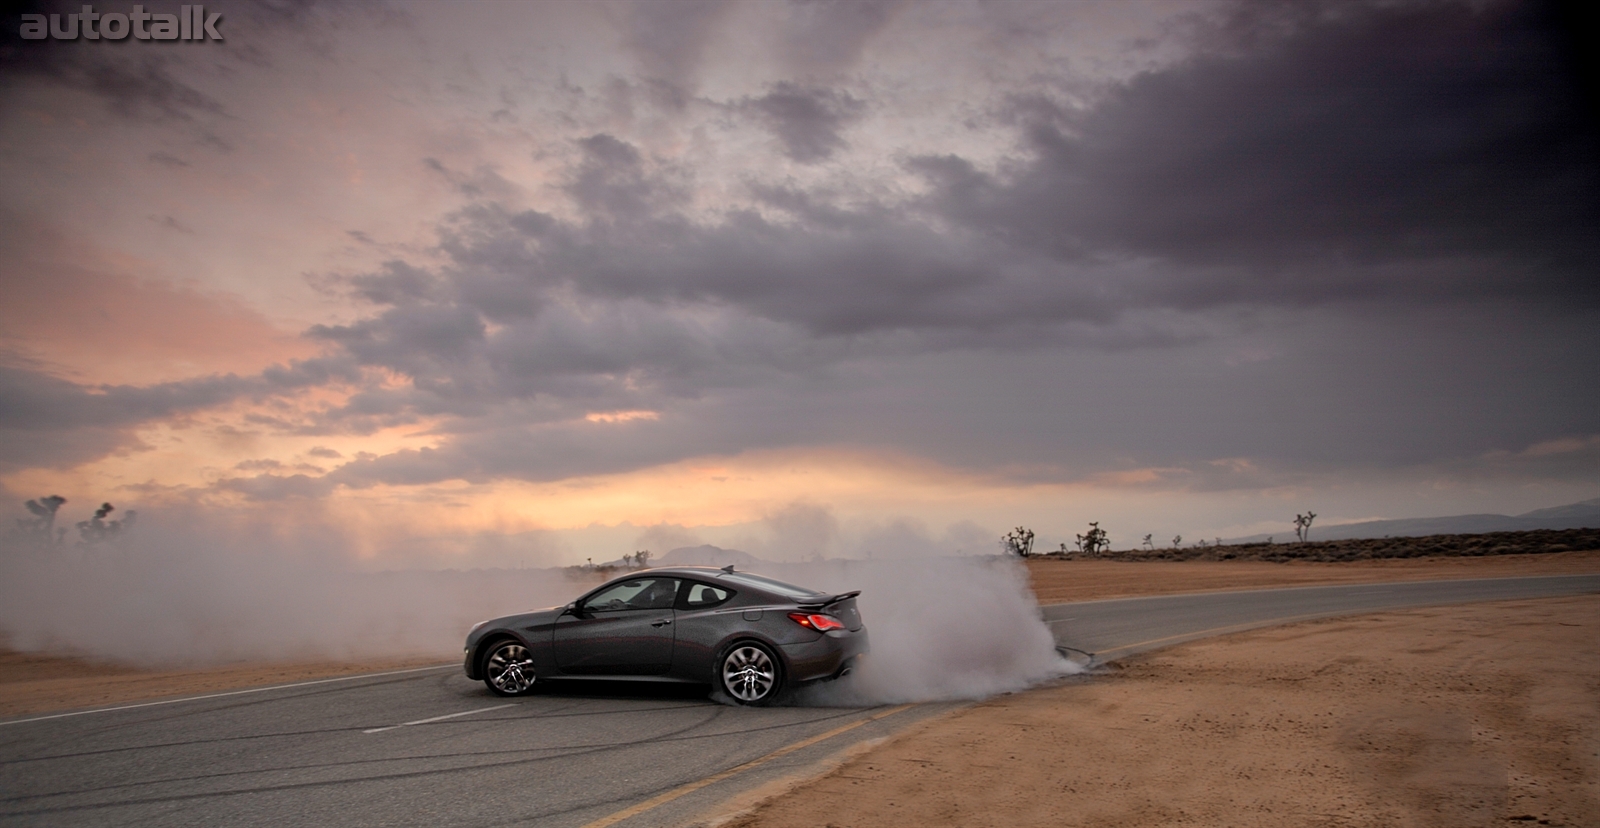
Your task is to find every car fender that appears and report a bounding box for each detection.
[465,608,564,679]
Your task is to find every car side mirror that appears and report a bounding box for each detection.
[564,601,583,617]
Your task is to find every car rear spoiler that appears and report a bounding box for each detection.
[798,590,860,610]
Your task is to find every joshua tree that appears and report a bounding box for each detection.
[16,496,68,545]
[1294,512,1317,543]
[1142,533,1154,550]
[1075,522,1110,557]
[1171,534,1182,549]
[631,549,651,568]
[1001,526,1035,558]
[76,503,136,544]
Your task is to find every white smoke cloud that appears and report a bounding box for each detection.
[2,514,1072,705]
[0,513,583,666]
[763,556,1079,704]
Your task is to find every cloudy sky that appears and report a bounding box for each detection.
[1,0,1596,565]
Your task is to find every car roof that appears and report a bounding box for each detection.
[630,565,731,578]
[590,566,848,605]
[626,566,833,597]
[602,565,793,585]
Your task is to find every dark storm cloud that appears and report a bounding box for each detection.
[742,82,866,163]
[0,366,245,432]
[1,0,377,151]
[412,142,1107,342]
[561,134,684,220]
[242,0,1596,493]
[83,54,230,126]
[344,260,445,306]
[305,252,843,429]
[226,389,833,496]
[12,0,1591,496]
[0,39,229,150]
[434,1,1594,347]
[0,364,246,471]
[916,0,1598,301]
[0,356,364,471]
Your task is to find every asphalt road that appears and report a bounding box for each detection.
[3,574,1595,827]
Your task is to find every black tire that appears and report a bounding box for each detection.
[481,639,539,697]
[719,641,783,706]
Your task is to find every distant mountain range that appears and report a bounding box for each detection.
[655,544,764,567]
[1227,498,1600,544]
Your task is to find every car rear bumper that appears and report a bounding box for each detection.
[781,628,869,683]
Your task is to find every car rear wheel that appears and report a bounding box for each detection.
[483,640,538,697]
[720,642,781,705]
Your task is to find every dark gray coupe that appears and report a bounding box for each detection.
[463,566,867,705]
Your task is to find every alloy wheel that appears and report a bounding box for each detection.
[486,642,536,694]
[722,644,777,703]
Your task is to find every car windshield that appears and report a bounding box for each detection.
[721,572,824,600]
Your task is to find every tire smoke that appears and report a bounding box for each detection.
[2,516,1074,706]
[0,514,581,666]
[764,556,1080,705]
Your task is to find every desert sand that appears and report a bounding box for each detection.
[1023,548,1600,603]
[717,594,1599,828]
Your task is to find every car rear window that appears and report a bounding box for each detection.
[720,572,824,600]
[683,582,733,608]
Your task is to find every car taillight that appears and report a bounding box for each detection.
[788,612,846,632]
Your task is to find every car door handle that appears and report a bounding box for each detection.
[651,618,673,627]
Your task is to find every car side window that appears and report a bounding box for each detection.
[584,578,681,612]
[681,582,733,609]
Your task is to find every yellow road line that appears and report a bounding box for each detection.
[579,703,915,828]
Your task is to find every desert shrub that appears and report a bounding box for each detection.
[1001,527,1035,558]
[1042,527,1600,563]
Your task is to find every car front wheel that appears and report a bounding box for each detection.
[483,640,538,697]
[720,642,782,705]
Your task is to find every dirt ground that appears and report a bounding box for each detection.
[2,550,1596,718]
[718,594,1600,828]
[1023,548,1600,603]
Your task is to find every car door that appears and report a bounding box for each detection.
[552,577,678,675]
[667,580,738,679]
